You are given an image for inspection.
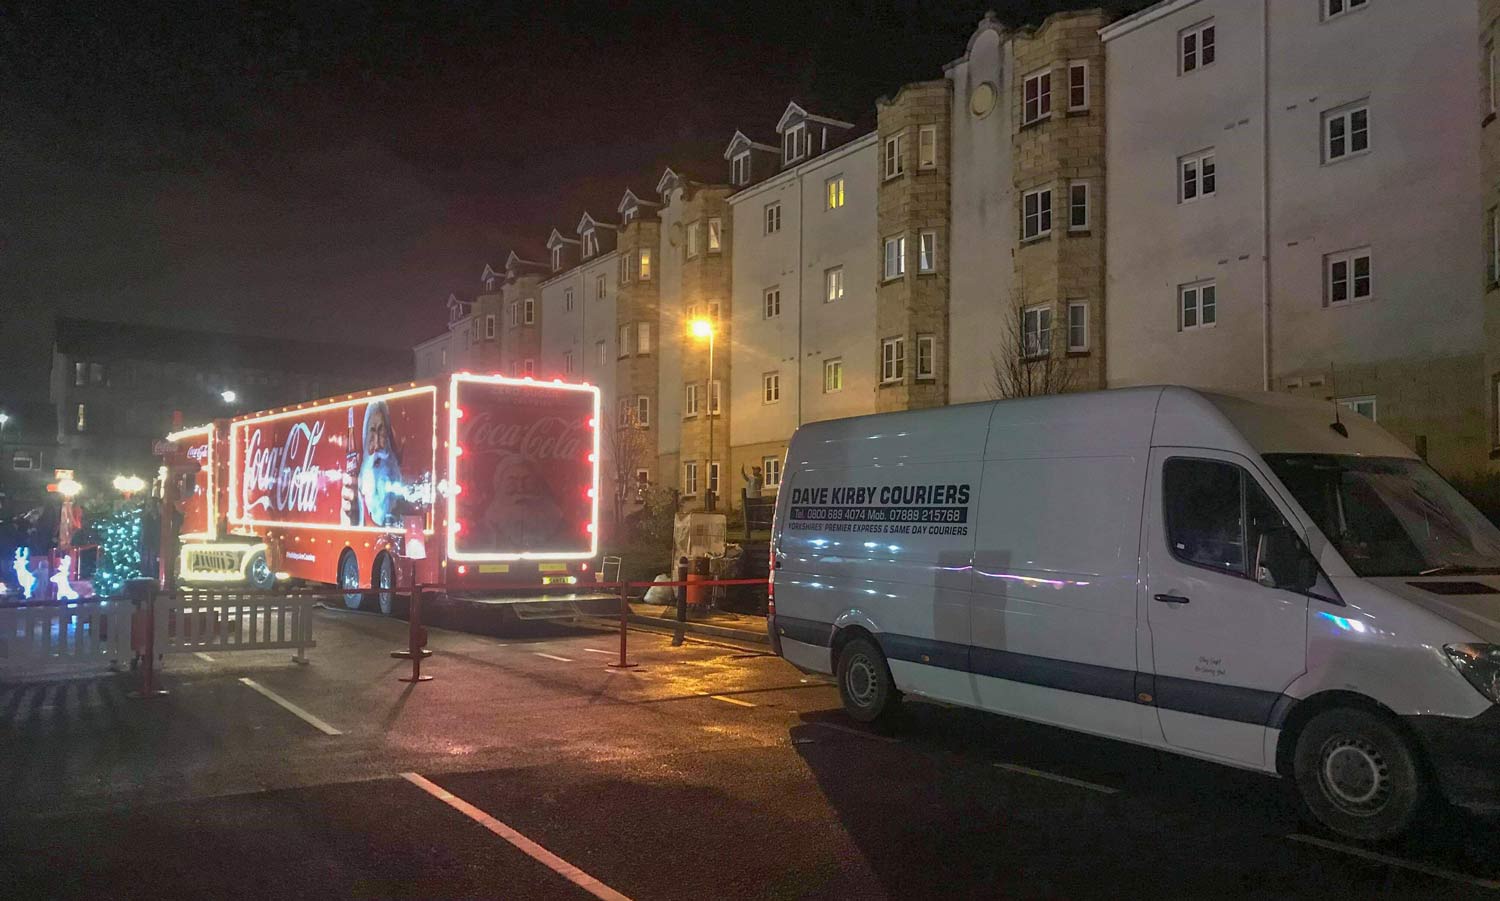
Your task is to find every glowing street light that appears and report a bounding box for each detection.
[113,474,146,497]
[56,477,82,499]
[220,389,238,404]
[689,318,717,510]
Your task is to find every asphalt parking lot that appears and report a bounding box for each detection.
[3,606,1499,899]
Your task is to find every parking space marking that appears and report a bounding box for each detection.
[194,652,215,662]
[993,762,1119,795]
[401,772,634,901]
[583,648,614,655]
[534,652,574,663]
[1286,834,1500,891]
[810,721,901,744]
[238,678,342,736]
[707,694,756,707]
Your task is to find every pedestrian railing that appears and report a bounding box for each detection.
[157,591,317,662]
[0,600,131,677]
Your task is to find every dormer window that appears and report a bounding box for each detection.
[551,246,562,271]
[582,230,599,257]
[623,207,636,223]
[783,124,808,164]
[732,152,751,186]
[485,277,496,291]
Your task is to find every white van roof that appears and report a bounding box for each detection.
[786,386,1416,469]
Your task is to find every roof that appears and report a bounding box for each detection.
[722,130,779,160]
[776,100,856,134]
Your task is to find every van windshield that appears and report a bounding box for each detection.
[1263,454,1500,578]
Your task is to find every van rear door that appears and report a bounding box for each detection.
[1142,448,1309,765]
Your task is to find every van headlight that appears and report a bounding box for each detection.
[1443,644,1500,704]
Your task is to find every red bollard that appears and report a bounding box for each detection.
[394,585,433,683]
[608,583,637,670]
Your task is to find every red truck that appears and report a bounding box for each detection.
[160,373,605,617]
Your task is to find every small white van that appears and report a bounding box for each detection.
[768,387,1500,841]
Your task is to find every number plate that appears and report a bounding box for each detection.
[543,575,576,585]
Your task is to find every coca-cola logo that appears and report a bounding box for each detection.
[187,443,209,462]
[243,421,327,514]
[464,414,585,461]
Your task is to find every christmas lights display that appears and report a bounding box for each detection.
[93,505,145,598]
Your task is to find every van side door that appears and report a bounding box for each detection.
[1143,449,1310,767]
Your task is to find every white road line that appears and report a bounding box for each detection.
[707,694,756,707]
[194,652,215,662]
[582,648,614,655]
[534,652,574,663]
[401,772,634,901]
[810,721,901,744]
[1286,834,1500,891]
[238,678,342,736]
[993,762,1119,795]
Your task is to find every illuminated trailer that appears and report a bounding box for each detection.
[167,373,603,616]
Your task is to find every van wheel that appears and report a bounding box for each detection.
[338,551,364,610]
[374,554,405,618]
[1293,707,1427,842]
[836,637,902,725]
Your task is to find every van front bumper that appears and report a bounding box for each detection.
[1404,705,1500,814]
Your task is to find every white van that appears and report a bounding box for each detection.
[768,387,1500,841]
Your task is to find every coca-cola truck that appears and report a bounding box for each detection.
[162,373,604,617]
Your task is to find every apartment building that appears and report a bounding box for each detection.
[1105,0,1486,474]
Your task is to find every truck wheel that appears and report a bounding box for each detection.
[836,636,902,726]
[338,551,364,610]
[1293,707,1427,842]
[246,552,275,591]
[374,554,405,618]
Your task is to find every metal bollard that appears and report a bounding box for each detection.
[125,577,167,698]
[394,585,433,683]
[608,582,637,669]
[673,556,688,647]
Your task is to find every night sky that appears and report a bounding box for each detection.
[0,0,1139,406]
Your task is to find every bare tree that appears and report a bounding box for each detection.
[603,409,653,529]
[989,295,1078,400]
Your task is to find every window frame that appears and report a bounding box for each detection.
[1179,149,1216,202]
[1336,395,1377,421]
[1323,102,1370,163]
[639,248,652,281]
[732,151,750,186]
[485,314,496,339]
[683,460,699,497]
[708,379,722,415]
[1067,301,1090,353]
[784,123,807,165]
[564,288,575,312]
[764,202,782,235]
[686,219,700,258]
[881,336,906,384]
[523,298,535,325]
[595,339,607,367]
[1022,67,1052,125]
[825,266,844,302]
[636,395,651,427]
[883,235,907,281]
[1179,280,1217,330]
[1022,187,1053,241]
[637,320,652,355]
[1325,247,1373,306]
[884,132,905,180]
[762,456,782,489]
[918,230,937,273]
[918,125,937,169]
[683,382,699,418]
[826,175,845,210]
[1322,0,1368,21]
[1068,182,1090,231]
[595,274,606,301]
[1161,455,1293,582]
[824,357,844,393]
[1022,305,1052,358]
[762,371,781,404]
[619,254,631,285]
[916,334,936,380]
[618,323,633,359]
[564,351,574,375]
[1067,60,1089,111]
[707,217,722,253]
[1179,19,1216,75]
[764,285,781,319]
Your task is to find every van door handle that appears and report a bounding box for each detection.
[1153,593,1191,605]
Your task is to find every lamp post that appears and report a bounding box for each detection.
[0,412,9,501]
[690,318,716,511]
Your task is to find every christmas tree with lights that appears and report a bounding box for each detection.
[93,504,145,598]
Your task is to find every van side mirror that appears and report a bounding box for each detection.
[1255,527,1318,594]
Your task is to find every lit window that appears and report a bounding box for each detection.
[825,266,844,302]
[1069,182,1090,230]
[75,403,87,432]
[1068,61,1089,111]
[1323,0,1368,20]
[1180,150,1216,201]
[1068,301,1089,352]
[1337,395,1377,420]
[824,358,843,393]
[1326,248,1372,305]
[763,457,782,488]
[639,249,652,281]
[1023,306,1052,357]
[1324,103,1370,162]
[707,217,722,252]
[884,133,905,179]
[918,125,937,169]
[826,175,845,209]
[1023,68,1051,124]
[884,236,906,280]
[918,231,937,272]
[881,337,905,383]
[684,383,699,417]
[763,371,781,403]
[1180,20,1216,74]
[916,334,936,379]
[1022,188,1053,240]
[732,152,751,186]
[764,203,782,235]
[764,286,781,318]
[1179,281,1217,330]
[524,298,535,324]
[637,321,652,355]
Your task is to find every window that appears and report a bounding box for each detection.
[1337,395,1377,420]
[12,451,36,471]
[825,266,844,302]
[826,175,845,210]
[485,314,496,339]
[881,336,906,383]
[732,152,750,186]
[1323,0,1367,20]
[582,231,599,257]
[639,249,652,281]
[709,379,722,415]
[764,286,781,318]
[884,235,906,280]
[916,334,935,379]
[918,231,937,272]
[708,462,721,497]
[75,403,87,433]
[74,361,86,387]
[1163,457,1290,579]
[1068,61,1089,111]
[1179,281,1217,329]
[638,321,652,355]
[636,395,651,427]
[551,246,562,271]
[565,288,575,312]
[683,461,699,496]
[784,123,806,164]
[764,203,781,235]
[884,133,905,179]
[762,371,781,404]
[1023,68,1051,124]
[622,207,636,224]
[687,221,699,257]
[707,217,722,252]
[763,456,782,488]
[524,298,535,324]
[1325,248,1372,305]
[595,340,607,367]
[1069,182,1090,230]
[1324,103,1370,161]
[1180,20,1216,74]
[1023,306,1052,357]
[1180,150,1216,201]
[619,254,631,284]
[523,359,535,377]
[564,351,575,375]
[1068,301,1089,352]
[1022,188,1053,240]
[90,363,104,384]
[619,324,633,358]
[684,383,699,417]
[635,469,650,499]
[595,274,606,301]
[918,125,937,169]
[824,358,843,393]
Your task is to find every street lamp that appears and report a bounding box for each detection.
[112,474,146,497]
[219,389,237,404]
[689,318,716,511]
